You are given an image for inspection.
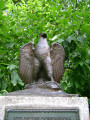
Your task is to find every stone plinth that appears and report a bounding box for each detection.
[0,96,89,120]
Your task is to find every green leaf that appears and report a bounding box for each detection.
[50,34,60,41]
[88,99,90,104]
[75,80,79,88]
[18,78,24,86]
[56,39,64,43]
[0,0,5,9]
[0,74,4,79]
[11,70,24,86]
[67,4,72,14]
[11,70,18,86]
[67,35,76,43]
[81,24,90,34]
[1,80,7,90]
[77,36,84,42]
[0,63,9,65]
[5,42,15,49]
[79,62,83,67]
[0,90,8,96]
[8,64,17,71]
[2,7,8,10]
[61,82,67,90]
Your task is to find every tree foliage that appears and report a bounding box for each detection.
[0,0,90,104]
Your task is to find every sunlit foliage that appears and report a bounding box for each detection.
[0,0,90,105]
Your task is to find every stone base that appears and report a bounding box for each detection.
[6,81,78,97]
[0,96,89,120]
[6,89,79,97]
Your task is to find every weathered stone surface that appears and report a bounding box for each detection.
[0,96,89,120]
[6,89,78,97]
[6,81,78,97]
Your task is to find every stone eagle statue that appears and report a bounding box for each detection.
[19,33,65,85]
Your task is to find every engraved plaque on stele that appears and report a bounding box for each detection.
[5,109,80,120]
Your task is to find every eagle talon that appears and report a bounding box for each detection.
[51,77,54,82]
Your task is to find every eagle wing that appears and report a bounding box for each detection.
[19,42,34,84]
[50,43,65,83]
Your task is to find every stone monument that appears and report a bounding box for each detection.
[0,33,89,120]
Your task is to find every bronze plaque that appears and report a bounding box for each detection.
[5,109,80,120]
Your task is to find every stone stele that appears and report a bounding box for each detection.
[0,96,89,120]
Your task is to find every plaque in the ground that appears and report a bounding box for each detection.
[5,109,80,120]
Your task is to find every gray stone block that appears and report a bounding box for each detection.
[0,96,89,120]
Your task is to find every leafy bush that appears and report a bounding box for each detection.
[0,0,89,105]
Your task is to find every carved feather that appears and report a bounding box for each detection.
[50,43,65,83]
[19,42,34,84]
